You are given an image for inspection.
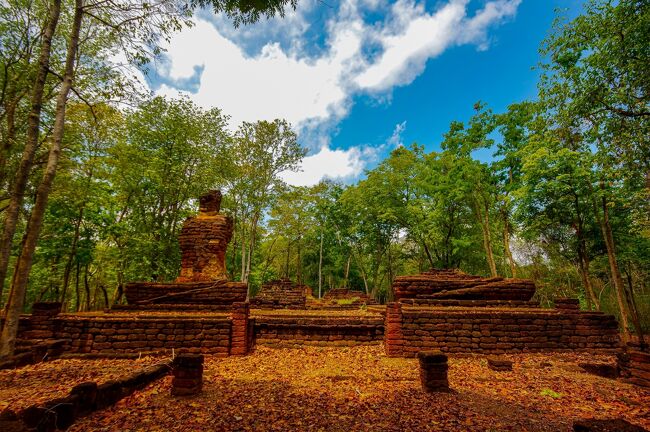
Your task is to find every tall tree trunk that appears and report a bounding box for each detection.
[74,261,81,312]
[296,235,302,284]
[0,0,82,357]
[474,198,497,277]
[244,214,257,287]
[61,207,83,309]
[597,193,630,342]
[284,241,290,279]
[577,249,599,310]
[624,269,646,347]
[84,263,90,311]
[100,285,109,309]
[0,0,62,306]
[344,254,350,289]
[501,208,517,278]
[240,223,246,282]
[318,231,323,299]
[422,241,435,269]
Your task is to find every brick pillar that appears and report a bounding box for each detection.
[230,302,250,356]
[24,302,62,339]
[385,302,404,357]
[418,351,450,392]
[172,354,203,396]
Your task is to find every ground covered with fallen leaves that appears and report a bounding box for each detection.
[67,346,649,432]
[0,357,160,412]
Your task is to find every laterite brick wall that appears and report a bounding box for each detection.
[56,316,233,355]
[253,315,384,347]
[124,281,247,306]
[385,303,620,357]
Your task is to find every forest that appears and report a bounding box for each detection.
[0,0,648,350]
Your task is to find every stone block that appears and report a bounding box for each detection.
[488,357,513,372]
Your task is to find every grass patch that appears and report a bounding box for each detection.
[540,388,563,399]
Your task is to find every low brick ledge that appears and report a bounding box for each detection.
[0,360,172,432]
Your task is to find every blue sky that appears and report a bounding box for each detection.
[147,0,583,185]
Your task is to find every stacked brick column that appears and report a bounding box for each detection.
[418,351,450,392]
[385,302,404,357]
[231,302,250,355]
[172,354,204,396]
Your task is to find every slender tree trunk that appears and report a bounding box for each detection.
[344,254,350,289]
[74,261,81,312]
[100,285,109,309]
[577,251,599,310]
[240,224,246,282]
[84,263,90,311]
[0,0,62,306]
[474,198,497,277]
[111,281,123,306]
[61,208,83,308]
[597,194,630,341]
[0,0,82,357]
[624,269,646,347]
[422,241,435,269]
[501,208,517,278]
[296,235,302,284]
[318,231,323,299]
[284,241,290,279]
[244,215,257,286]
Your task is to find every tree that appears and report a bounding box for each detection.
[538,0,649,341]
[112,96,230,282]
[0,0,298,357]
[223,119,304,290]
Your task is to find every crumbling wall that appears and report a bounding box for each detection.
[393,269,536,302]
[251,279,306,309]
[124,281,246,306]
[253,315,384,347]
[385,303,620,357]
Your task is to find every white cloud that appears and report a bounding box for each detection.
[281,120,407,186]
[387,121,407,148]
[156,15,364,128]
[280,145,366,186]
[354,0,521,91]
[153,0,520,186]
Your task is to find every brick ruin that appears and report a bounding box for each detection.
[4,194,625,361]
[250,278,306,309]
[321,288,378,306]
[253,313,384,348]
[394,268,536,304]
[385,269,620,357]
[4,191,252,357]
[123,190,247,310]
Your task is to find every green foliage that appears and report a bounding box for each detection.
[2,0,647,328]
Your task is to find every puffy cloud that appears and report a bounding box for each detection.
[154,0,519,128]
[280,120,407,186]
[155,14,364,128]
[280,145,366,186]
[354,0,521,91]
[152,0,521,186]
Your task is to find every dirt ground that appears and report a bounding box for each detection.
[0,356,161,412]
[61,346,650,432]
